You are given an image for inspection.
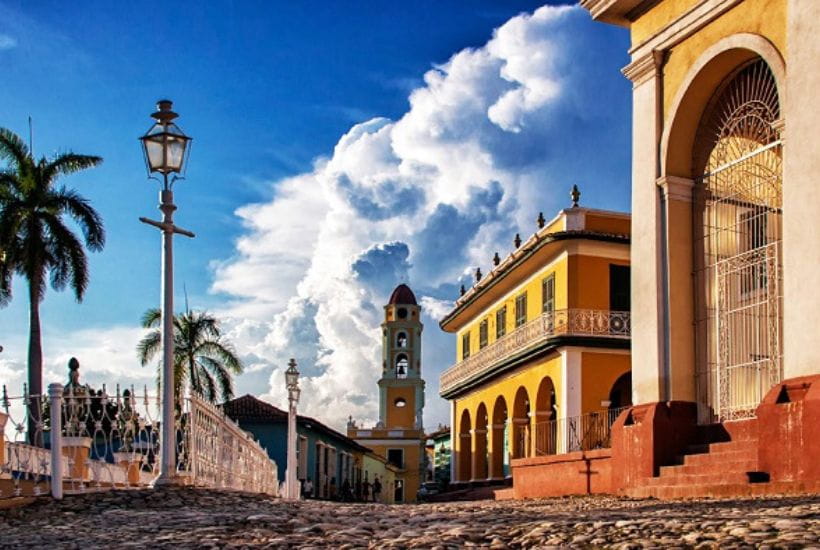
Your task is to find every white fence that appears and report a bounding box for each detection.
[0,383,278,499]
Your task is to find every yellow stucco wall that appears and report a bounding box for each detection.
[385,386,417,428]
[580,352,631,414]
[584,214,631,235]
[661,0,786,119]
[568,255,630,310]
[455,256,569,361]
[631,0,702,46]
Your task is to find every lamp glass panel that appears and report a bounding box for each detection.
[166,136,186,172]
[285,370,298,387]
[143,137,165,172]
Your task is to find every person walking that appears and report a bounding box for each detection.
[363,476,371,502]
[372,476,382,503]
[304,477,314,499]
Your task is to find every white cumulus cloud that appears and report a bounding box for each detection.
[211,5,630,431]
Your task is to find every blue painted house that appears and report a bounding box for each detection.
[223,394,370,499]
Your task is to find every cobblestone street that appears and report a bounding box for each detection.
[2,487,820,548]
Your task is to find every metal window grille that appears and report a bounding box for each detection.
[461,333,471,360]
[479,319,488,349]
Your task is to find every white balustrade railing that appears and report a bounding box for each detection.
[440,309,630,394]
[186,394,279,495]
[1,383,278,499]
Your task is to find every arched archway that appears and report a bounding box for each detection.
[534,377,557,455]
[694,58,783,422]
[457,409,472,483]
[660,35,785,423]
[395,354,408,379]
[474,403,488,481]
[490,396,508,479]
[609,372,632,411]
[512,387,531,458]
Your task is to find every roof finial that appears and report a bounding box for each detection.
[475,267,482,282]
[571,184,581,208]
[493,252,500,266]
[514,233,522,248]
[460,284,466,296]
[537,212,545,229]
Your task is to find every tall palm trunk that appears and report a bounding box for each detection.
[27,275,43,446]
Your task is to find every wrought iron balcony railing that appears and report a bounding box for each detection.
[534,406,629,456]
[440,308,630,394]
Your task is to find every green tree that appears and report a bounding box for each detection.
[137,308,244,403]
[0,128,105,442]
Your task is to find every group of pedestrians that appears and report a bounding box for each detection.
[300,475,383,502]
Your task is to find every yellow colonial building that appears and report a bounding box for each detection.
[576,0,820,497]
[439,198,632,486]
[348,284,426,502]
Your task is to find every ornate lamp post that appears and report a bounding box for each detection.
[285,358,301,499]
[139,99,194,486]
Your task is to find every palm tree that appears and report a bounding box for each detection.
[0,128,105,443]
[137,308,243,403]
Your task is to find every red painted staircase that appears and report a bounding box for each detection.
[626,419,777,498]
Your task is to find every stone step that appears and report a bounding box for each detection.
[682,448,756,467]
[645,471,753,487]
[707,439,758,453]
[625,480,820,500]
[659,459,758,478]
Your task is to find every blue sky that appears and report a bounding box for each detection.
[0,1,630,429]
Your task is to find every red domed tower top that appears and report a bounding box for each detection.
[388,284,418,306]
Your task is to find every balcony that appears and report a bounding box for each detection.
[440,309,630,395]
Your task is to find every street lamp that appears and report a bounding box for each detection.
[285,358,300,500]
[139,99,195,486]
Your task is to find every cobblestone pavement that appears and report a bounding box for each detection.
[2,487,820,549]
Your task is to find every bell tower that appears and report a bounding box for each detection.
[379,284,425,429]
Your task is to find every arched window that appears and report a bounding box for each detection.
[694,58,782,422]
[395,354,408,379]
[396,332,407,348]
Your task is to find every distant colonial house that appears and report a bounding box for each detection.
[223,394,372,500]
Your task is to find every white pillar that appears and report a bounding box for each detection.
[783,0,820,379]
[622,52,667,404]
[48,383,63,500]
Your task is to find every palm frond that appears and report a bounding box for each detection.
[194,340,243,375]
[0,128,31,169]
[42,153,102,180]
[48,188,105,251]
[140,308,162,328]
[40,212,89,300]
[137,330,161,366]
[198,356,234,402]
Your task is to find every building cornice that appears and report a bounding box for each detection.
[581,0,647,27]
[439,230,630,332]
